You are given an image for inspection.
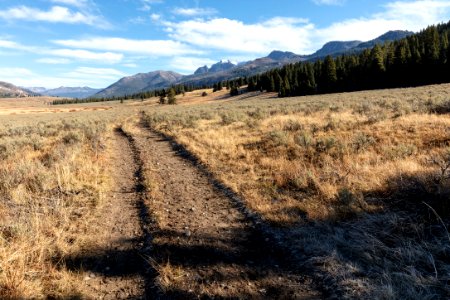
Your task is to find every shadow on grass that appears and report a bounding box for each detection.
[150,123,450,298]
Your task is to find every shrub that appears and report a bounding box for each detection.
[294,133,313,148]
[62,132,81,145]
[352,132,376,153]
[284,120,304,132]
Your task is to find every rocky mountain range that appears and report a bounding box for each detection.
[27,86,101,98]
[94,30,413,98]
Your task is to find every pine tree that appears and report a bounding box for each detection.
[167,88,176,104]
[269,75,276,92]
[321,56,337,93]
[159,89,166,104]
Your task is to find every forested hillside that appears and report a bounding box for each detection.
[245,22,450,97]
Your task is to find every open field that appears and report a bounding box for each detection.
[0,84,449,298]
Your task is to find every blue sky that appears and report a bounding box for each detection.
[1,0,450,88]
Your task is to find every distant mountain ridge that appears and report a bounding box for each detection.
[27,86,101,98]
[0,81,36,98]
[93,30,413,98]
[95,71,183,98]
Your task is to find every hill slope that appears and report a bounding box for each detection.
[96,71,183,98]
[0,81,36,98]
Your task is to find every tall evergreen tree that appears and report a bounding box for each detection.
[167,88,176,104]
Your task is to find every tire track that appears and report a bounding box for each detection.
[126,119,321,299]
[61,128,158,299]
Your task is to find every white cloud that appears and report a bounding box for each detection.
[315,0,450,47]
[162,0,450,55]
[50,0,89,8]
[0,5,110,28]
[312,0,346,5]
[65,66,126,78]
[0,67,126,88]
[173,7,217,17]
[36,57,72,64]
[122,63,138,68]
[169,56,217,74]
[53,37,203,56]
[0,38,123,64]
[165,17,314,55]
[382,0,450,27]
[139,0,163,12]
[0,67,34,77]
[150,13,161,21]
[49,49,123,64]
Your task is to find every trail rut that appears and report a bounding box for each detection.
[127,120,321,299]
[61,128,151,299]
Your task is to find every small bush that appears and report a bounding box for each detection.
[284,120,304,132]
[62,132,82,145]
[220,111,246,125]
[267,131,289,147]
[315,136,336,153]
[352,132,376,153]
[294,133,313,148]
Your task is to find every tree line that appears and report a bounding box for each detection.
[243,22,450,97]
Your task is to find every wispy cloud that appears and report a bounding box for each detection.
[316,0,450,46]
[173,7,218,17]
[53,37,204,56]
[50,0,89,9]
[139,0,164,12]
[312,0,346,6]
[0,67,34,77]
[0,38,123,64]
[0,5,110,28]
[0,67,127,88]
[164,17,314,55]
[36,57,72,64]
[48,49,123,64]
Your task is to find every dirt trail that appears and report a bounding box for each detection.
[61,128,152,299]
[127,120,321,299]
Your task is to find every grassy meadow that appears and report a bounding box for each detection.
[0,84,449,298]
[143,84,450,298]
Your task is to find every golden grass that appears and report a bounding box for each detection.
[143,83,450,298]
[143,84,450,223]
[0,103,144,297]
[0,119,110,297]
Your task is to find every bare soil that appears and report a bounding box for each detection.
[127,121,321,299]
[59,128,149,299]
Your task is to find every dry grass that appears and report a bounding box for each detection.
[143,83,450,298]
[0,103,143,298]
[0,119,110,298]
